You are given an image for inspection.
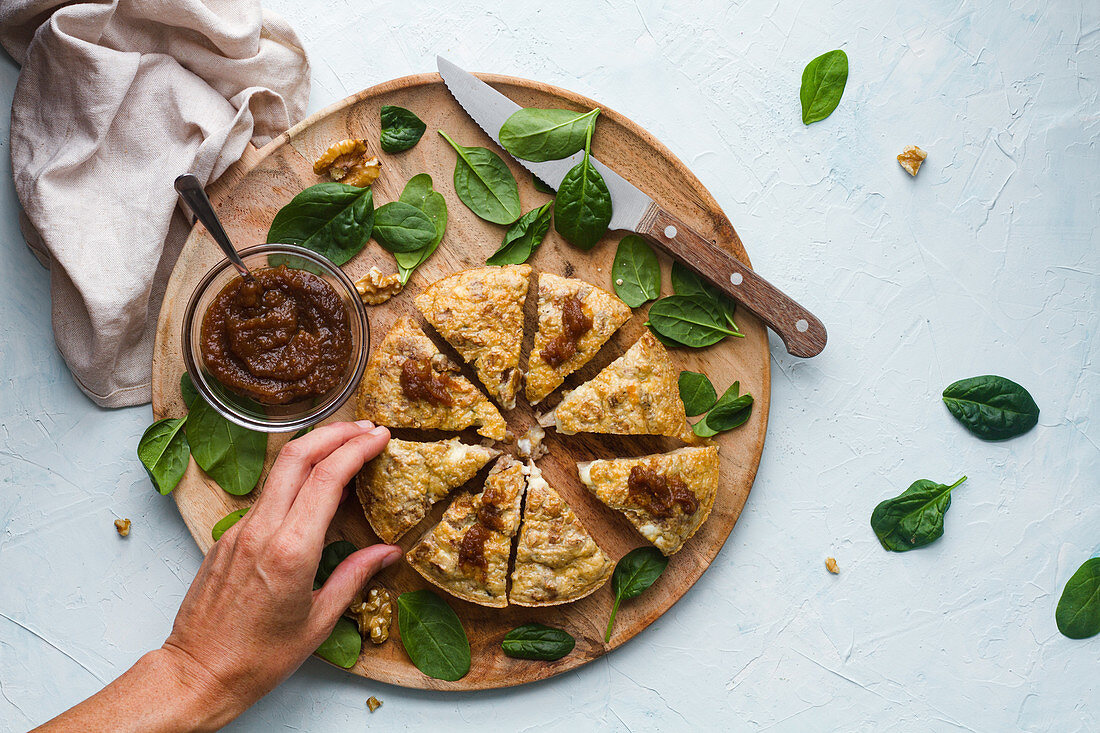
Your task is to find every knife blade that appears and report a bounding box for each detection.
[436,56,827,357]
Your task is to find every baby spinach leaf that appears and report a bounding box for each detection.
[671,261,738,330]
[692,381,753,437]
[397,589,471,681]
[438,131,520,225]
[137,418,190,495]
[942,376,1039,441]
[554,123,612,250]
[800,49,848,125]
[267,183,375,266]
[612,235,661,307]
[678,371,717,417]
[184,397,267,496]
[648,296,742,348]
[499,107,599,162]
[380,105,426,153]
[180,372,198,408]
[394,174,448,284]
[605,547,668,642]
[870,476,967,552]
[372,201,437,253]
[211,507,248,541]
[315,540,358,588]
[646,321,689,349]
[315,616,362,669]
[501,623,575,661]
[1056,558,1100,640]
[532,174,557,194]
[486,201,553,266]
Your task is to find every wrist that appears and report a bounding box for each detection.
[143,646,241,732]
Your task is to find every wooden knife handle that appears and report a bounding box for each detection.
[637,205,827,357]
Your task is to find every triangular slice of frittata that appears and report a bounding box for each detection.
[552,331,697,443]
[356,438,499,543]
[525,273,632,405]
[415,265,531,410]
[405,456,526,608]
[510,462,613,607]
[577,446,719,556]
[357,316,507,441]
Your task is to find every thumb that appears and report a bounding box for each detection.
[312,544,402,628]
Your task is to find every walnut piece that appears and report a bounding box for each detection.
[825,557,839,574]
[349,586,393,644]
[367,696,382,713]
[354,266,403,305]
[516,424,548,460]
[897,145,927,176]
[114,518,131,537]
[313,138,381,187]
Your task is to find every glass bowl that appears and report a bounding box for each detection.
[181,244,369,432]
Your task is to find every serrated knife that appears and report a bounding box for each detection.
[437,56,826,357]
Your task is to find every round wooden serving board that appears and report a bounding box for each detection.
[152,73,771,690]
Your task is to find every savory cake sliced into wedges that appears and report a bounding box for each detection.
[551,331,697,443]
[577,446,719,556]
[357,316,507,441]
[414,265,531,410]
[510,462,613,607]
[525,273,632,405]
[356,438,500,544]
[405,456,526,608]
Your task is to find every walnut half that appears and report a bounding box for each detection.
[897,145,927,176]
[349,586,394,644]
[314,139,381,187]
[354,266,403,305]
[114,518,131,537]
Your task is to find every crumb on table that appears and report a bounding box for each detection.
[114,518,131,537]
[897,145,927,176]
[367,696,382,713]
[825,557,839,574]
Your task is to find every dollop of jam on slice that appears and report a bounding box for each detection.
[457,523,490,571]
[627,465,699,519]
[200,265,352,404]
[399,356,454,405]
[540,294,593,367]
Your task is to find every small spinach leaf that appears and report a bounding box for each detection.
[800,49,849,125]
[394,174,447,284]
[501,623,575,661]
[211,507,248,541]
[612,235,660,307]
[499,107,599,162]
[137,418,190,495]
[646,321,688,349]
[315,616,362,669]
[671,261,738,330]
[267,183,375,266]
[315,540,358,588]
[486,201,553,266]
[942,375,1039,441]
[605,547,668,642]
[380,105,426,153]
[870,476,967,552]
[184,397,267,496]
[648,296,743,348]
[692,381,753,437]
[1056,558,1100,640]
[554,123,612,250]
[532,174,557,194]
[678,371,717,417]
[372,201,437,253]
[397,590,471,681]
[438,131,520,225]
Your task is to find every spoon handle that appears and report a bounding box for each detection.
[174,174,252,280]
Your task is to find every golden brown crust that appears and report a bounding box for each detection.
[525,273,632,404]
[356,316,507,441]
[577,446,719,555]
[415,265,531,410]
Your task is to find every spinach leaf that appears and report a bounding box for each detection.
[670,262,738,330]
[315,616,362,669]
[678,371,717,417]
[180,372,198,408]
[942,376,1039,441]
[501,623,575,661]
[267,183,375,266]
[612,235,661,307]
[499,107,600,162]
[692,381,752,437]
[800,49,848,125]
[438,131,520,225]
[648,296,743,348]
[1056,558,1100,640]
[486,201,553,266]
[315,540,358,588]
[870,476,967,552]
[372,201,437,253]
[394,174,447,284]
[184,397,267,496]
[397,590,471,681]
[554,123,612,250]
[137,418,190,495]
[380,105,426,153]
[532,174,557,194]
[211,507,248,541]
[605,547,668,642]
[646,321,689,349]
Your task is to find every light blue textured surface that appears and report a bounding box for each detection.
[1,1,1097,730]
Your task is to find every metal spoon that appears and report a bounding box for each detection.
[174,174,253,281]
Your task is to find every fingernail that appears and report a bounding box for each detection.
[370,426,389,437]
[381,548,402,568]
[355,419,375,429]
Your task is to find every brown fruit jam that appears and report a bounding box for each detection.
[399,356,454,405]
[541,294,593,367]
[200,266,352,405]
[458,523,490,571]
[626,465,699,519]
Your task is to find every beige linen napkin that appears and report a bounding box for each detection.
[1,0,310,407]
